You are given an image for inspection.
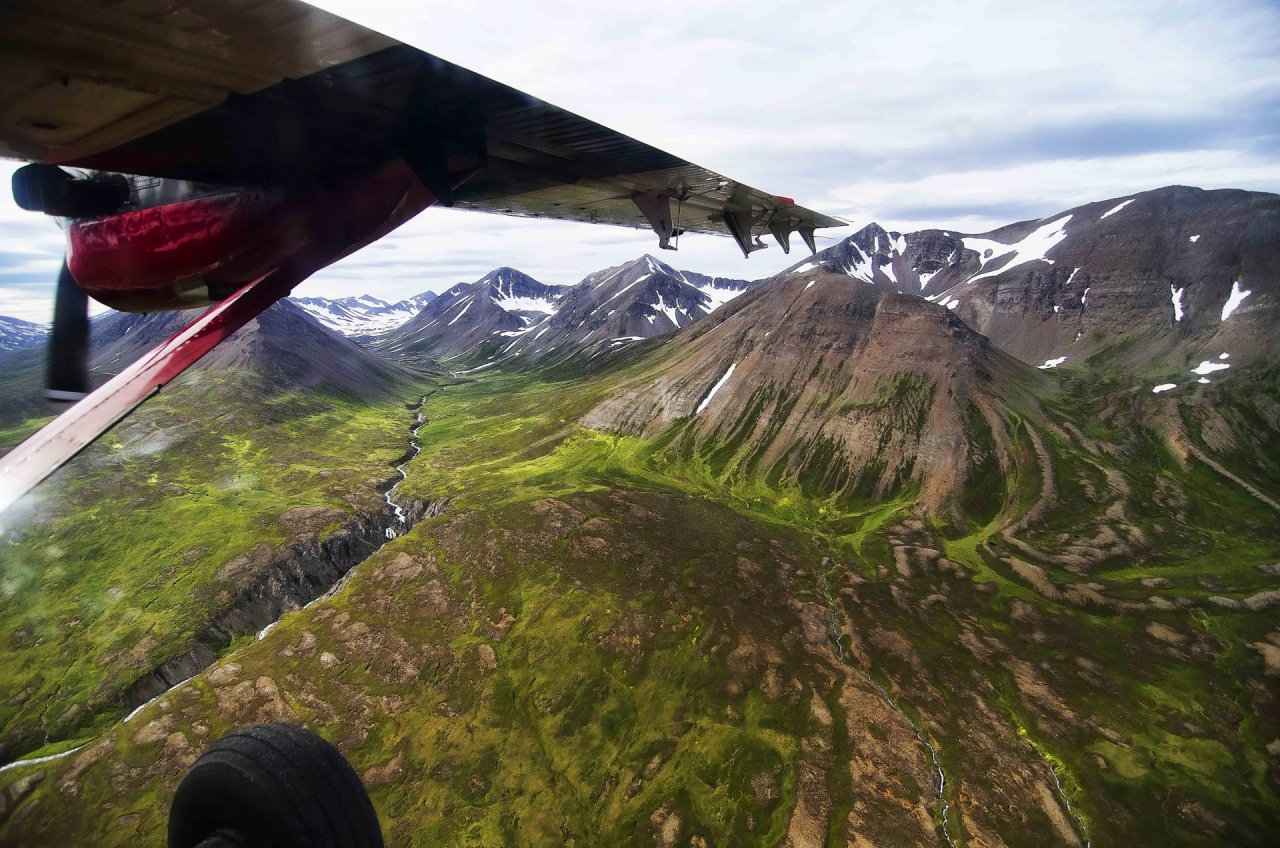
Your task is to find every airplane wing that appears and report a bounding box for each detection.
[0,0,842,515]
[0,0,841,254]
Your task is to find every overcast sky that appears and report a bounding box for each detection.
[1,0,1277,323]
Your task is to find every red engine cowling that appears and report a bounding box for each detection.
[67,189,291,312]
[54,161,433,313]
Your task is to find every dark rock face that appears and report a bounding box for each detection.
[945,187,1280,369]
[120,496,446,709]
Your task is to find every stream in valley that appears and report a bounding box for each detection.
[1,394,435,776]
[384,395,428,538]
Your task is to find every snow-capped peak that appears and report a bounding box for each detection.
[290,290,436,338]
[0,314,48,352]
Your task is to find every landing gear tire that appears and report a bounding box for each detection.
[168,723,383,848]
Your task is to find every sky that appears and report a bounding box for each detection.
[1,0,1278,322]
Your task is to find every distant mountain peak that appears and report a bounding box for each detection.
[0,315,48,353]
[289,290,436,339]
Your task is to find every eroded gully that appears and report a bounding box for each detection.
[384,395,428,538]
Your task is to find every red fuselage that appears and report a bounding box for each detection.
[65,160,436,313]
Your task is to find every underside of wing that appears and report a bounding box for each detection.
[0,0,841,254]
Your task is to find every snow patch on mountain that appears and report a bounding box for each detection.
[1220,281,1251,321]
[448,299,473,326]
[693,281,747,313]
[290,291,435,337]
[1191,360,1230,375]
[492,292,559,315]
[964,215,1072,285]
[0,315,48,352]
[843,244,877,284]
[696,363,737,414]
[651,292,687,327]
[1100,199,1134,220]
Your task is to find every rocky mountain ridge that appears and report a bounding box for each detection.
[781,186,1277,377]
[379,256,754,366]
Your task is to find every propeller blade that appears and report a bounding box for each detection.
[46,260,90,402]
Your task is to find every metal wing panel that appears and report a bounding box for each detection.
[0,0,396,164]
[0,0,841,240]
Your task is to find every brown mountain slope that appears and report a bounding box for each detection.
[583,268,1039,517]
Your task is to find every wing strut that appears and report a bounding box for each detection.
[632,191,679,251]
[723,209,769,258]
[0,271,296,516]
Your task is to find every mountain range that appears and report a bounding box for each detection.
[0,299,414,431]
[581,185,1276,524]
[379,257,754,365]
[781,186,1274,376]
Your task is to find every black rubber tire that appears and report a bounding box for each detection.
[168,723,383,848]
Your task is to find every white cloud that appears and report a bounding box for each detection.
[2,0,1278,317]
